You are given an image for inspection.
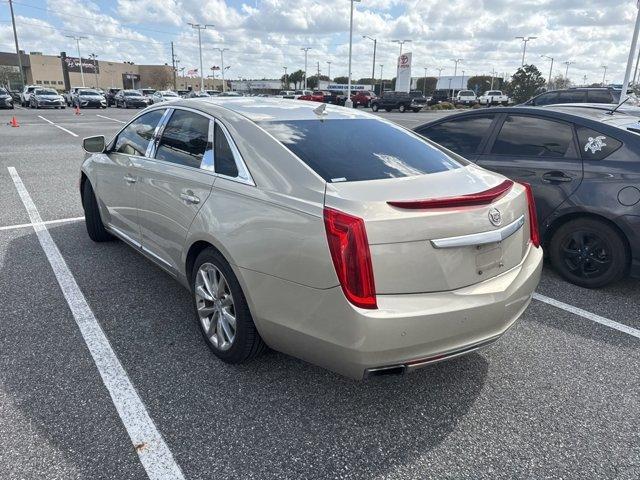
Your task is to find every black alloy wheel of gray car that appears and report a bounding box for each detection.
[191,248,266,364]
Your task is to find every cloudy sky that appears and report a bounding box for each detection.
[1,0,639,84]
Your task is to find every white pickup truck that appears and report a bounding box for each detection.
[478,90,509,106]
[455,90,477,105]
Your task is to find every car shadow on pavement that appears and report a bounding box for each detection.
[3,223,489,479]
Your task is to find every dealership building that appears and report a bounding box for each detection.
[0,50,223,92]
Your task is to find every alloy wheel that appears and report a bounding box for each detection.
[560,230,612,279]
[194,263,236,351]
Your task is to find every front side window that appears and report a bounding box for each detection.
[214,123,239,177]
[258,119,463,182]
[114,109,165,156]
[155,110,211,168]
[577,126,622,161]
[491,115,574,158]
[417,115,495,156]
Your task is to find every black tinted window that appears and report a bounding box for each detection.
[556,90,587,104]
[114,109,164,156]
[417,115,494,156]
[491,115,574,158]
[214,123,238,177]
[533,92,558,106]
[155,110,210,168]
[577,126,622,161]
[259,119,462,182]
[587,90,614,103]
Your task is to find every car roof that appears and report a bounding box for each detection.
[172,97,375,122]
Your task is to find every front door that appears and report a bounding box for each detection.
[97,109,166,245]
[477,114,583,223]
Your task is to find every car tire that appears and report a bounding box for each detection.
[398,104,406,113]
[549,217,628,288]
[371,103,379,112]
[82,179,113,243]
[123,101,128,109]
[191,248,267,364]
[385,107,392,112]
[413,108,421,112]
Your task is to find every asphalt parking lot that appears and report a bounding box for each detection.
[0,104,639,480]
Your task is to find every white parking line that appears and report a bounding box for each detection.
[533,293,640,339]
[97,114,126,124]
[7,166,186,480]
[37,115,79,137]
[0,216,84,232]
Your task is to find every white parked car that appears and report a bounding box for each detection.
[279,90,296,99]
[479,90,509,106]
[455,90,478,105]
[20,85,38,107]
[151,90,180,104]
[293,89,313,99]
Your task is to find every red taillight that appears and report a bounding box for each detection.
[387,180,514,209]
[323,207,377,309]
[519,182,540,248]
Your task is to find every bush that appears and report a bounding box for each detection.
[431,102,455,110]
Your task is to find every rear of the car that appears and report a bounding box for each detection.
[257,115,542,378]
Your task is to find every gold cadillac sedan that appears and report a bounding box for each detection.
[79,97,542,379]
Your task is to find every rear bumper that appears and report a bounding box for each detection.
[241,244,543,379]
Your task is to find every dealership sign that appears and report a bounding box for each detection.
[326,84,371,91]
[395,52,412,93]
[63,56,99,74]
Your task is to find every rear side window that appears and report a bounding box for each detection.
[214,123,238,177]
[417,115,494,156]
[258,119,462,182]
[576,126,622,160]
[155,110,210,168]
[587,90,613,103]
[533,92,558,106]
[556,90,587,104]
[114,109,165,156]
[491,115,574,158]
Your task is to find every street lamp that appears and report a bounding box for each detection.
[451,58,462,96]
[540,54,554,86]
[65,35,87,87]
[89,53,98,88]
[345,0,361,108]
[601,65,608,86]
[188,23,214,92]
[423,67,428,95]
[326,61,332,81]
[515,36,537,66]
[563,60,574,79]
[283,66,288,88]
[392,39,411,56]
[379,64,384,93]
[301,47,312,89]
[362,35,377,90]
[214,47,229,92]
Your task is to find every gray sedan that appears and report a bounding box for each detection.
[80,98,542,379]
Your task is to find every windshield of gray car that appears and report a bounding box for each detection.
[79,90,100,96]
[258,119,463,182]
[36,89,58,95]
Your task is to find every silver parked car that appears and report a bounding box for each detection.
[151,90,180,104]
[80,98,543,379]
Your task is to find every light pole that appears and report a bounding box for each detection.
[621,2,640,104]
[461,70,465,90]
[66,35,87,87]
[8,0,25,88]
[326,61,332,81]
[214,47,228,92]
[301,47,312,89]
[392,39,411,56]
[515,36,537,66]
[379,64,384,93]
[423,67,428,95]
[601,65,608,86]
[564,60,574,80]
[362,35,377,89]
[89,53,98,88]
[188,23,214,92]
[345,0,361,108]
[490,68,497,90]
[436,67,444,89]
[283,66,288,88]
[451,58,462,96]
[540,54,554,86]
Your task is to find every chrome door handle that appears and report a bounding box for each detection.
[124,174,137,184]
[180,192,200,204]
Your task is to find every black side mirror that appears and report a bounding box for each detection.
[83,135,106,153]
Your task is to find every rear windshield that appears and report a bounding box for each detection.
[258,119,462,182]
[487,91,502,96]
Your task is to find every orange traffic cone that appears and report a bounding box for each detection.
[75,105,81,115]
[9,116,19,127]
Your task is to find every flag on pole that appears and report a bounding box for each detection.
[187,68,199,77]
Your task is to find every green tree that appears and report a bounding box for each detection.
[333,76,349,84]
[416,76,438,95]
[549,74,571,90]
[356,77,375,85]
[505,64,546,103]
[466,75,503,93]
[287,69,305,89]
[306,75,330,89]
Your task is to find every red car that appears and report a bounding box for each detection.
[298,91,325,102]
[351,90,377,108]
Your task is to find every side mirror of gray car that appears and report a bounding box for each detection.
[83,135,106,153]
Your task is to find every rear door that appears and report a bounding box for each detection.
[135,108,215,271]
[477,113,583,223]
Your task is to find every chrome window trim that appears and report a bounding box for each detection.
[430,215,525,249]
[107,106,168,156]
[145,108,172,158]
